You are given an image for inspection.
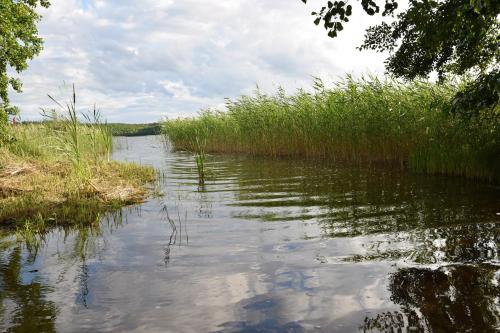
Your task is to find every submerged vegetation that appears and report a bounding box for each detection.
[0,91,155,225]
[163,77,500,182]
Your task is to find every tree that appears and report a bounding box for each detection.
[0,0,50,110]
[301,0,499,116]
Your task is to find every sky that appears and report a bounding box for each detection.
[10,0,388,123]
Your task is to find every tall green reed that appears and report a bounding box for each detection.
[163,76,499,182]
[42,84,85,174]
[37,84,117,188]
[83,104,101,163]
[101,122,113,162]
[82,104,113,163]
[193,128,207,184]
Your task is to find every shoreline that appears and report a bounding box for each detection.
[0,153,156,226]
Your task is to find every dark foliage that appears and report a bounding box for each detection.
[301,0,499,116]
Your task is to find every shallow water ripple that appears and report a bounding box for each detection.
[0,136,499,332]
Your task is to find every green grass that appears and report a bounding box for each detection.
[163,76,500,182]
[1,96,156,225]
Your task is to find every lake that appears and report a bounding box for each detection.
[1,135,499,332]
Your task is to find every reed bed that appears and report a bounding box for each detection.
[163,77,499,181]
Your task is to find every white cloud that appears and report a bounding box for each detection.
[10,0,389,123]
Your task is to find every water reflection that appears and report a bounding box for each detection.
[0,210,126,332]
[218,158,498,231]
[160,201,189,266]
[0,136,498,332]
[362,264,500,332]
[192,156,499,267]
[214,319,306,333]
[344,222,499,264]
[163,153,500,332]
[0,246,57,333]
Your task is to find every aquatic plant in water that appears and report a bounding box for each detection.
[193,129,207,184]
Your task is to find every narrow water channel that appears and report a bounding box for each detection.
[1,135,499,332]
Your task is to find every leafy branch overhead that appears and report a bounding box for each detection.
[303,0,398,38]
[301,0,499,115]
[0,0,50,106]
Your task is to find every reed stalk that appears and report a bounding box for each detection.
[193,129,206,184]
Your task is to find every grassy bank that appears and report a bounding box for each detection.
[0,122,155,225]
[163,77,500,182]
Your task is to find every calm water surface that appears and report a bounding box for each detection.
[1,136,499,332]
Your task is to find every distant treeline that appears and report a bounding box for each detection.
[20,121,161,137]
[104,123,161,136]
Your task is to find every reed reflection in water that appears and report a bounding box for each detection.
[0,136,498,332]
